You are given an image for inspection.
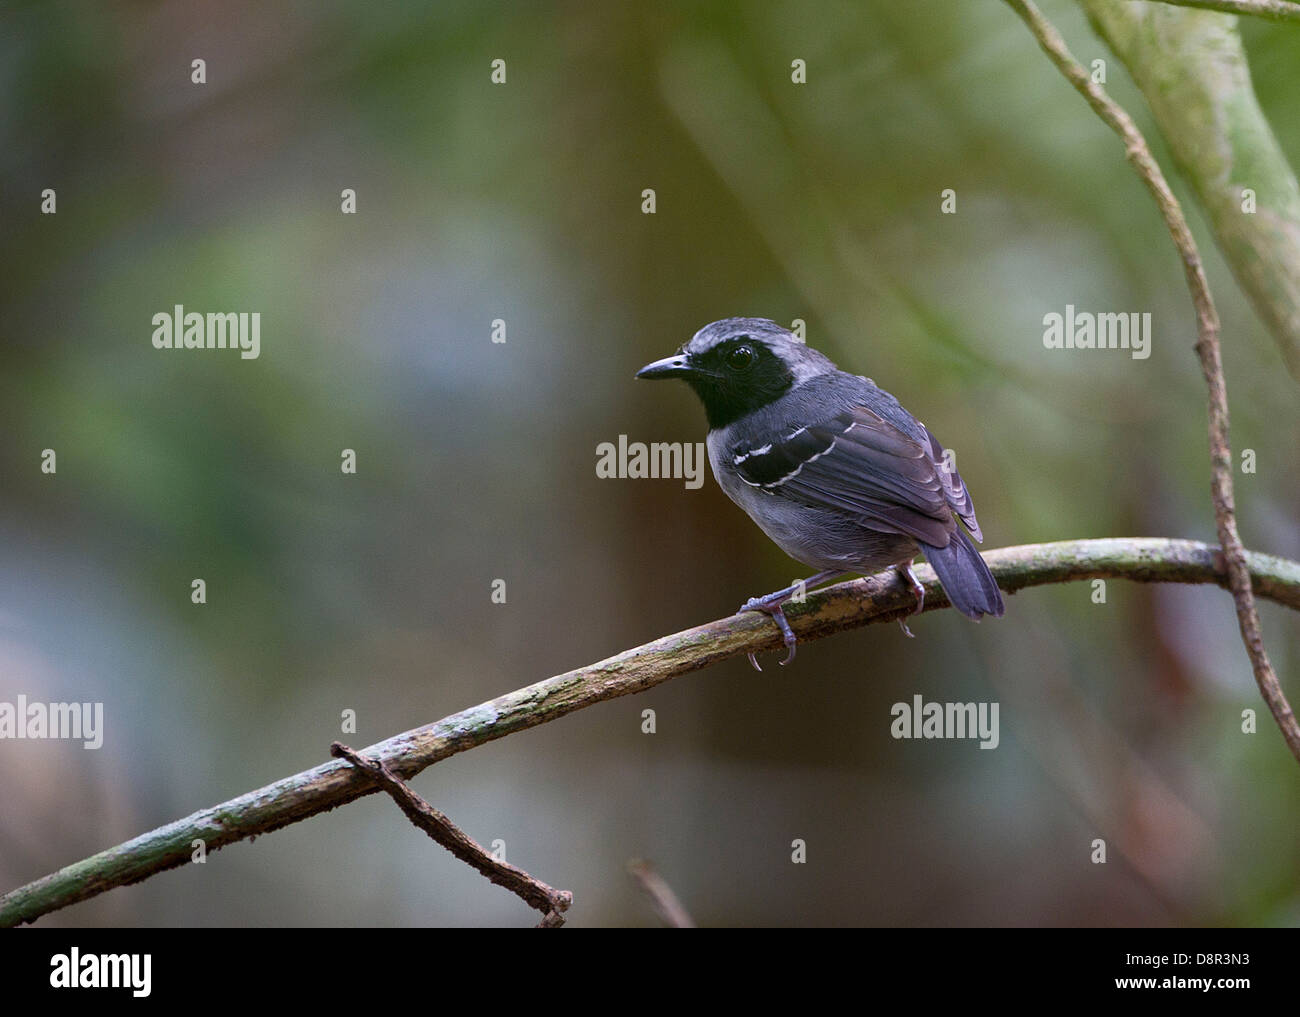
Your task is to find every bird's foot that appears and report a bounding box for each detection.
[736,571,843,670]
[739,594,798,671]
[896,563,925,638]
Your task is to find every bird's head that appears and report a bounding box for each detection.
[636,317,835,429]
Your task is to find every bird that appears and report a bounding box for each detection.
[636,317,1004,670]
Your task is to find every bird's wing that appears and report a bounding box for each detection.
[728,403,957,547]
[920,425,983,543]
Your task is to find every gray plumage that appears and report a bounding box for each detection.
[639,317,1004,623]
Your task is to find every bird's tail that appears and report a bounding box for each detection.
[919,528,1005,620]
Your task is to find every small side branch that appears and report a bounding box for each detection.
[330,743,571,927]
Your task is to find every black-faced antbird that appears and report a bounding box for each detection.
[637,317,1004,670]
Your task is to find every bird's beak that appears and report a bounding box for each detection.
[635,354,692,380]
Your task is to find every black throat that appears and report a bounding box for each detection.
[683,340,797,430]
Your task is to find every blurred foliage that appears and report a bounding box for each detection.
[0,0,1297,926]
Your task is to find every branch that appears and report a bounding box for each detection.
[1088,0,1300,382]
[1131,0,1300,23]
[2,536,1298,926]
[330,743,571,927]
[1004,0,1300,760]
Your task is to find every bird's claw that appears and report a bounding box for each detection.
[740,598,798,671]
[896,563,924,639]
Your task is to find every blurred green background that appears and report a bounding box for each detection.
[1,0,1298,926]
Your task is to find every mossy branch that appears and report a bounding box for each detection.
[2,536,1298,927]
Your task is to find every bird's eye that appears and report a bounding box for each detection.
[727,344,755,370]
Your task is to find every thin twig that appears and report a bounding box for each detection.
[2,536,1298,926]
[330,743,571,927]
[627,859,696,928]
[1085,0,1300,383]
[1002,0,1300,766]
[1131,0,1300,23]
